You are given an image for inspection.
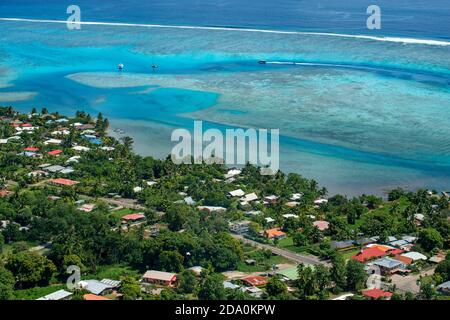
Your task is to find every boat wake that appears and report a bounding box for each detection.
[1,17,449,47]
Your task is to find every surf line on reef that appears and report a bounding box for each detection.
[1,17,450,47]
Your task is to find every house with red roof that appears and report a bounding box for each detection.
[241,275,268,287]
[313,220,330,231]
[351,247,387,262]
[362,288,393,300]
[48,149,63,156]
[0,190,13,198]
[264,228,286,240]
[83,294,111,301]
[24,147,39,152]
[48,178,79,186]
[121,213,146,223]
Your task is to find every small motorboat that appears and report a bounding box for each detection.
[118,63,124,71]
[152,64,158,70]
[258,60,266,65]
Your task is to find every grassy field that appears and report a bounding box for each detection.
[237,245,290,272]
[109,208,135,219]
[14,284,66,300]
[84,264,141,280]
[341,249,360,261]
[277,237,311,254]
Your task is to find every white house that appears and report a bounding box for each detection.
[229,189,245,197]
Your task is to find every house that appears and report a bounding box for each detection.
[372,257,406,275]
[48,149,63,156]
[290,193,303,201]
[400,252,427,262]
[437,281,450,295]
[48,178,79,186]
[229,220,251,234]
[66,156,81,164]
[121,213,146,223]
[82,134,102,145]
[362,288,393,300]
[79,204,96,213]
[72,146,90,152]
[389,239,409,248]
[83,294,111,301]
[43,165,66,173]
[36,289,73,301]
[414,213,425,225]
[18,151,42,158]
[223,281,240,290]
[100,279,121,288]
[282,214,298,219]
[242,286,264,298]
[241,193,258,202]
[393,255,413,265]
[355,238,375,246]
[27,170,48,178]
[352,247,387,263]
[24,147,39,152]
[189,266,204,277]
[0,190,13,198]
[313,220,329,231]
[183,196,195,205]
[229,189,245,197]
[142,270,177,286]
[74,124,95,130]
[78,279,115,295]
[265,217,275,224]
[401,235,417,243]
[133,186,143,193]
[241,275,268,287]
[429,252,446,264]
[196,206,227,213]
[314,198,328,205]
[264,195,279,205]
[331,240,356,251]
[285,201,299,208]
[44,139,62,145]
[245,259,256,265]
[225,168,241,178]
[51,130,70,136]
[101,146,115,151]
[246,210,261,216]
[60,167,75,174]
[264,228,286,240]
[366,244,395,252]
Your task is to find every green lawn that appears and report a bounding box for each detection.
[14,284,66,300]
[237,247,290,272]
[109,208,135,219]
[84,264,141,280]
[277,237,311,254]
[341,249,360,261]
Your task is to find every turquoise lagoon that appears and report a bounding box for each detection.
[0,18,449,196]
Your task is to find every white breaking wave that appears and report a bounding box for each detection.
[1,17,450,47]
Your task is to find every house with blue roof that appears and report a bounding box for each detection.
[372,257,406,275]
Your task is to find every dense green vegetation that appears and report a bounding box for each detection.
[0,106,448,300]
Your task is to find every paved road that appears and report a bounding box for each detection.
[232,234,329,266]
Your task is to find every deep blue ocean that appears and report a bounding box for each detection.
[0,0,449,195]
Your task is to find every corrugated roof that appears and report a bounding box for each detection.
[36,289,73,300]
[143,270,176,282]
